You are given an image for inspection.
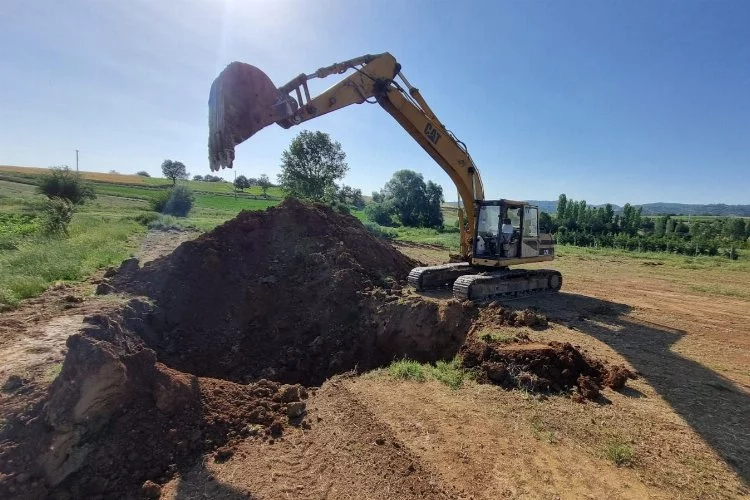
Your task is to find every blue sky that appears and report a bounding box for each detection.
[1,0,748,205]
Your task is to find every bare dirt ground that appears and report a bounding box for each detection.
[1,232,748,499]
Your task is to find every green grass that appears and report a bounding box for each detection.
[387,358,466,389]
[388,359,427,382]
[603,436,635,466]
[478,329,516,344]
[689,284,750,299]
[557,244,750,270]
[0,213,144,308]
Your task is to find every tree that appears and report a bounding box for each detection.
[379,170,443,228]
[364,202,395,226]
[161,159,188,185]
[556,194,567,222]
[423,180,444,228]
[38,166,96,205]
[746,220,750,239]
[539,211,555,233]
[729,218,746,241]
[277,130,348,201]
[257,174,272,197]
[234,175,250,192]
[192,175,203,181]
[136,170,150,177]
[338,185,366,209]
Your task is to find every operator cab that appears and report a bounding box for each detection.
[472,200,553,265]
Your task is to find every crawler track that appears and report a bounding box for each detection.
[452,269,562,301]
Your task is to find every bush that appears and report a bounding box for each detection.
[388,360,426,382]
[38,166,96,205]
[42,197,74,236]
[364,202,395,226]
[150,186,194,217]
[147,214,182,230]
[131,212,160,226]
[364,222,397,240]
[136,171,151,177]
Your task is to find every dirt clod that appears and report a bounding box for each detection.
[461,310,634,399]
[141,480,161,499]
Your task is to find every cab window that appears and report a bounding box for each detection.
[523,207,538,237]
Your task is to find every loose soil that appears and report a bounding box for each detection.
[1,201,745,499]
[1,200,477,499]
[111,199,474,385]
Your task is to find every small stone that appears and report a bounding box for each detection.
[374,437,385,445]
[95,281,114,295]
[286,401,306,419]
[141,480,161,499]
[214,446,234,463]
[2,375,25,392]
[63,294,83,303]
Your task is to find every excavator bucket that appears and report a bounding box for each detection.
[208,62,297,171]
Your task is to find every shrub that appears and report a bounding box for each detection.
[38,166,96,205]
[136,171,151,177]
[150,186,194,217]
[42,197,74,236]
[364,202,395,226]
[364,222,397,240]
[604,437,635,466]
[131,212,160,226]
[388,359,426,381]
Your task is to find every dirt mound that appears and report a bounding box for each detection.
[110,198,472,385]
[461,332,636,399]
[0,305,308,499]
[0,200,477,499]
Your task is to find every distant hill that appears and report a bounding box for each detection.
[446,199,750,217]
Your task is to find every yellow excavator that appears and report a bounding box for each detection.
[207,52,561,301]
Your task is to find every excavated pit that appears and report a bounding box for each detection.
[0,200,634,499]
[111,198,476,385]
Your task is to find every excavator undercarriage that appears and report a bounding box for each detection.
[408,265,562,301]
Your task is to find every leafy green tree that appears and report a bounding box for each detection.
[257,174,272,197]
[423,181,444,228]
[364,202,395,226]
[277,130,348,201]
[38,166,96,205]
[556,194,567,221]
[192,175,203,181]
[161,159,188,185]
[379,170,443,228]
[234,175,250,192]
[136,170,151,177]
[729,218,746,241]
[338,185,366,209]
[746,220,750,239]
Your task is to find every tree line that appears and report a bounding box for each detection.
[543,194,750,258]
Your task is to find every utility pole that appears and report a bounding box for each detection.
[75,149,79,172]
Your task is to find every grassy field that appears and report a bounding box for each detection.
[3,164,747,309]
[0,180,146,308]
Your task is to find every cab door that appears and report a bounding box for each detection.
[521,206,541,257]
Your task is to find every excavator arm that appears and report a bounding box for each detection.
[208,52,484,258]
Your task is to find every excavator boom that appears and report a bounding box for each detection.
[207,52,560,301]
[208,52,483,257]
